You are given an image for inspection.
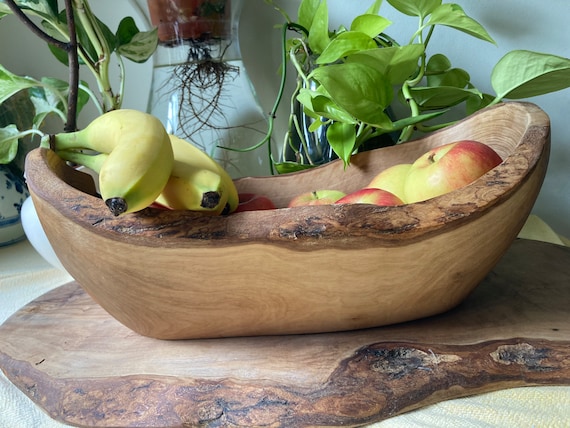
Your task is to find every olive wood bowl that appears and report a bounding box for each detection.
[25,102,550,339]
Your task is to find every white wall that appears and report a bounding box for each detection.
[1,0,569,237]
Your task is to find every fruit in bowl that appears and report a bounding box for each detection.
[335,188,404,206]
[403,140,503,203]
[24,102,550,339]
[288,189,347,207]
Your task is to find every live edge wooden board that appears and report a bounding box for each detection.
[1,239,569,427]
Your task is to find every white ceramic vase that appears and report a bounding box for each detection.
[20,195,66,270]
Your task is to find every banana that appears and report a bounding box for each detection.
[43,110,174,216]
[165,135,239,214]
[155,165,228,214]
[56,133,239,215]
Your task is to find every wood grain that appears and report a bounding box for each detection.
[23,102,551,339]
[1,239,569,427]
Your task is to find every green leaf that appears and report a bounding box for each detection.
[326,121,356,167]
[0,65,41,104]
[491,50,570,99]
[297,89,357,124]
[365,0,383,15]
[47,44,72,65]
[310,62,393,126]
[36,77,68,108]
[427,67,470,88]
[410,85,482,109]
[307,0,330,54]
[346,44,424,84]
[30,95,60,127]
[425,53,451,75]
[390,110,447,129]
[274,161,316,174]
[423,4,495,44]
[466,92,494,115]
[0,125,20,163]
[30,77,89,122]
[350,14,392,38]
[316,31,377,64]
[116,19,158,63]
[116,16,140,46]
[0,91,37,172]
[387,0,441,18]
[297,0,320,31]
[44,0,57,15]
[0,0,58,20]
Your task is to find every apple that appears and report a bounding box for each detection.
[234,193,277,213]
[367,163,412,203]
[335,187,404,206]
[404,140,502,203]
[288,190,346,207]
[149,201,172,210]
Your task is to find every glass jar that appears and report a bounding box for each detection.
[145,0,272,178]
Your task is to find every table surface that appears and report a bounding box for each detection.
[1,228,570,427]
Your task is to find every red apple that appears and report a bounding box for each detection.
[234,193,277,213]
[149,201,173,210]
[335,187,405,206]
[288,190,346,207]
[367,163,412,203]
[404,140,502,203]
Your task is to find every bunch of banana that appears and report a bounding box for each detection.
[43,109,238,216]
[42,109,174,216]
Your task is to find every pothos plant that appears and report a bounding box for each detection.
[0,0,158,179]
[264,0,570,173]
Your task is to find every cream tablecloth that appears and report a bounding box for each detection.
[1,216,570,427]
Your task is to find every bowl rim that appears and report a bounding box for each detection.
[25,101,550,249]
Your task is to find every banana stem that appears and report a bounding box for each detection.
[57,150,107,173]
[42,130,87,152]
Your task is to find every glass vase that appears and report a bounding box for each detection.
[144,0,272,178]
[281,60,397,169]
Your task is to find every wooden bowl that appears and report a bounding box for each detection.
[25,102,550,340]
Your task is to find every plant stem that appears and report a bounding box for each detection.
[4,0,80,131]
[399,16,431,143]
[64,0,80,131]
[72,0,117,111]
[235,22,311,174]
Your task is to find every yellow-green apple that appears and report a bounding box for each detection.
[288,190,346,207]
[367,163,412,203]
[335,188,404,206]
[234,193,277,213]
[404,140,502,203]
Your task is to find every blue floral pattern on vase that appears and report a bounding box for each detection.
[0,165,30,246]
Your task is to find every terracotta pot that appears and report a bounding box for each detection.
[147,0,231,44]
